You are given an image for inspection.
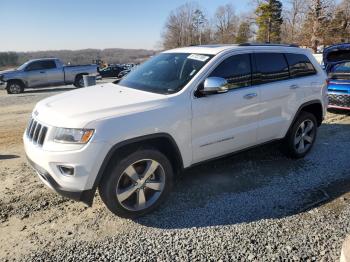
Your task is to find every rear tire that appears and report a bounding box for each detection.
[283,111,318,158]
[6,80,24,94]
[99,149,174,218]
[74,75,85,88]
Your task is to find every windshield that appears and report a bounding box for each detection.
[17,61,31,70]
[118,53,213,94]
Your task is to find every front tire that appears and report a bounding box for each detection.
[283,112,318,158]
[6,81,24,94]
[99,149,174,218]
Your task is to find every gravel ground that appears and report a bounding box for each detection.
[0,83,349,261]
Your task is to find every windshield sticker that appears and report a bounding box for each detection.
[188,54,209,62]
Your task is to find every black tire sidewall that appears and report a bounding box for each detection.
[285,112,318,158]
[7,81,24,94]
[74,75,84,88]
[99,149,174,218]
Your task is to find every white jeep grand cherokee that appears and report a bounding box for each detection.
[24,44,328,218]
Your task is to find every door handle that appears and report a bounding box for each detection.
[290,84,300,89]
[40,71,45,74]
[243,93,257,99]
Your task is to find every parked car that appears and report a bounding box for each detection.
[117,69,131,78]
[98,64,125,78]
[0,58,98,94]
[117,65,138,79]
[324,43,350,110]
[24,44,327,218]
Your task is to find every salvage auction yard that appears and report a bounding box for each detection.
[0,84,350,261]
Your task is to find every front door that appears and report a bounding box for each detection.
[25,61,48,88]
[191,53,260,163]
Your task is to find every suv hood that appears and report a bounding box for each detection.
[0,69,17,78]
[34,83,167,127]
[323,43,350,71]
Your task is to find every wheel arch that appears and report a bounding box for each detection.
[296,100,324,127]
[6,79,26,88]
[286,100,324,137]
[74,73,88,82]
[83,133,184,206]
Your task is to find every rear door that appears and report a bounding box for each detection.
[285,52,319,102]
[44,60,64,86]
[191,53,260,163]
[253,52,297,142]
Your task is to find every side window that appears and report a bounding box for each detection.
[285,53,317,78]
[254,53,289,84]
[26,61,56,71]
[41,60,56,69]
[209,54,251,89]
[26,61,45,71]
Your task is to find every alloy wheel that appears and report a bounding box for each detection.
[116,159,165,211]
[9,83,21,94]
[294,119,315,154]
[79,77,84,87]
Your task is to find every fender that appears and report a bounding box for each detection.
[288,99,324,132]
[82,133,183,206]
[6,79,27,88]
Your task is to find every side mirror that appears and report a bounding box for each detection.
[199,77,228,95]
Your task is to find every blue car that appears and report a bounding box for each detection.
[324,43,350,110]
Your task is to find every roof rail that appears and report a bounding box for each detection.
[238,42,299,48]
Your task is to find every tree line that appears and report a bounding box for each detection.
[0,52,19,68]
[162,0,350,52]
[0,48,156,69]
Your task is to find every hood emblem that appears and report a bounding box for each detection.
[34,110,39,117]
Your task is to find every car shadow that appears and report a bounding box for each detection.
[136,122,350,229]
[328,108,350,116]
[0,154,20,160]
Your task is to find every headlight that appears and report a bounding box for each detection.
[54,128,94,144]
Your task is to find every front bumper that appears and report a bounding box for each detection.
[328,93,350,110]
[26,155,95,205]
[23,128,110,206]
[0,80,5,89]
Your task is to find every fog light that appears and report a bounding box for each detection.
[58,165,74,176]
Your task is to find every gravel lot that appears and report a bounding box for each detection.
[0,83,349,261]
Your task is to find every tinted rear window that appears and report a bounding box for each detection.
[41,60,56,69]
[285,53,316,78]
[254,53,289,84]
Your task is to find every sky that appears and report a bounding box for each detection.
[0,0,253,52]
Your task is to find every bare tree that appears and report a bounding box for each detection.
[328,0,350,43]
[193,9,207,45]
[306,0,334,51]
[214,4,239,44]
[162,3,209,49]
[281,0,307,43]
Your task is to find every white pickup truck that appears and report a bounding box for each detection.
[0,58,98,94]
[24,44,327,218]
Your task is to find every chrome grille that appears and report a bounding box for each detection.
[26,118,48,146]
